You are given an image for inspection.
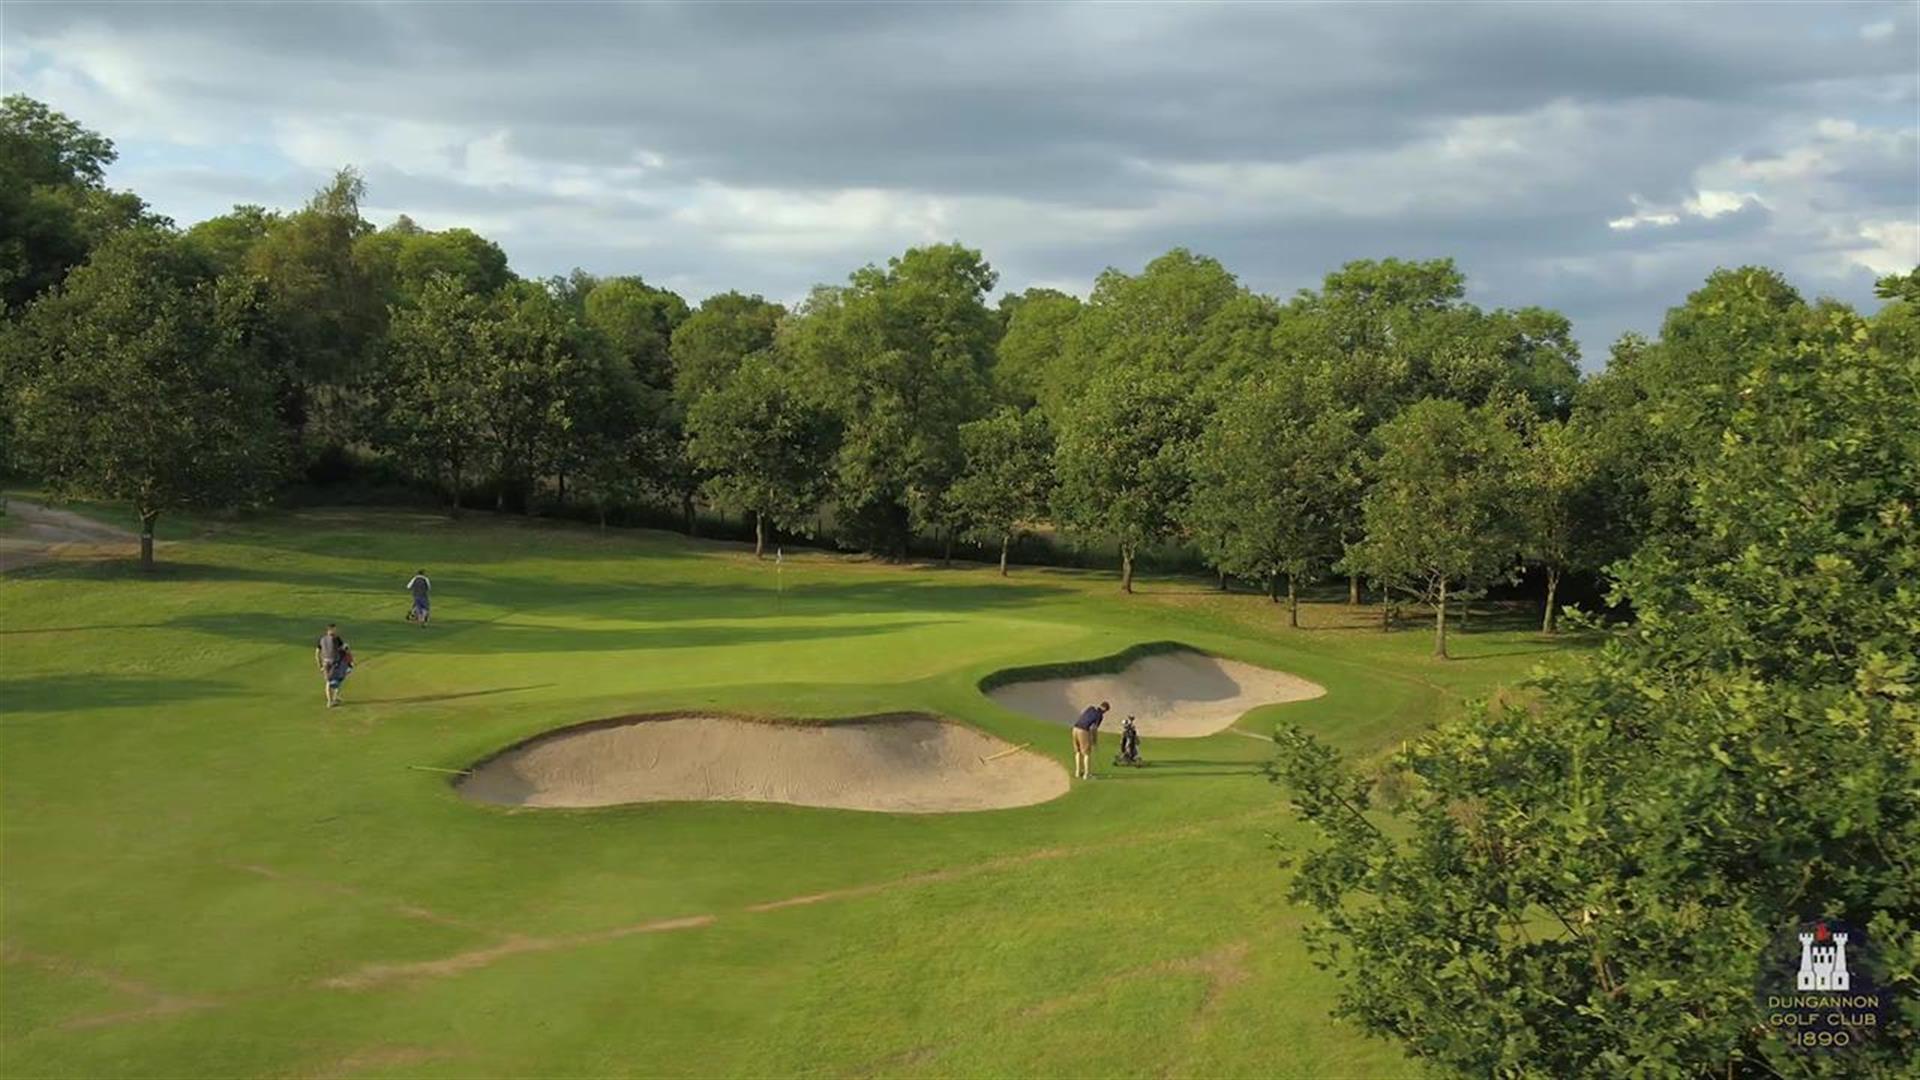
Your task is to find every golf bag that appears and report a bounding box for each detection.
[1114,716,1142,766]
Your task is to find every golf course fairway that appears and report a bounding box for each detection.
[0,504,1597,1077]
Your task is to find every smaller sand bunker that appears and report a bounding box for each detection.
[987,648,1325,738]
[458,714,1067,813]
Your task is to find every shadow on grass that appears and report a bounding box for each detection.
[1097,766,1266,778]
[0,622,169,636]
[351,684,555,705]
[12,556,1070,620]
[164,611,954,655]
[0,674,243,713]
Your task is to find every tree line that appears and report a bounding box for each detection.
[0,95,1899,655]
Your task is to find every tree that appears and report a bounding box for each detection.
[1,95,157,311]
[184,205,282,274]
[2,228,288,567]
[582,275,690,392]
[1576,267,1812,555]
[368,275,488,508]
[949,407,1054,575]
[685,354,839,558]
[992,288,1082,408]
[1345,398,1522,656]
[790,244,998,557]
[245,169,381,444]
[1517,416,1602,633]
[1273,281,1919,1077]
[1045,249,1242,422]
[1052,366,1200,593]
[1187,368,1359,625]
[669,291,785,409]
[474,283,605,512]
[355,216,513,306]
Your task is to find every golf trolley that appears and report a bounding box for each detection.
[1112,715,1144,767]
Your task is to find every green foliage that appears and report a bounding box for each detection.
[1287,258,1578,427]
[183,205,283,273]
[790,244,998,555]
[1052,365,1201,591]
[992,288,1083,408]
[685,354,839,555]
[1187,366,1359,620]
[1045,249,1241,421]
[243,170,382,449]
[355,215,513,306]
[1575,268,1814,554]
[670,291,786,409]
[367,275,488,501]
[1,227,289,563]
[1516,417,1605,632]
[1275,286,1920,1076]
[0,95,157,311]
[580,275,690,391]
[948,407,1055,572]
[1345,398,1522,655]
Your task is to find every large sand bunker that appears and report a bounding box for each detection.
[457,714,1067,813]
[986,647,1325,738]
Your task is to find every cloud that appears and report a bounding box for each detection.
[2,0,1915,363]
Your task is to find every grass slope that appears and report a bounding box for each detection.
[0,503,1596,1078]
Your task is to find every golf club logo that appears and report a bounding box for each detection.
[1763,920,1881,1053]
[1796,923,1849,991]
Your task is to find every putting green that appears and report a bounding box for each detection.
[0,503,1596,1077]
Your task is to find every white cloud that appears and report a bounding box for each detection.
[1861,20,1895,41]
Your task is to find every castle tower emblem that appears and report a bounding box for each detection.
[1797,923,1850,991]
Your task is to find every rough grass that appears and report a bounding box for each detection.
[0,500,1596,1078]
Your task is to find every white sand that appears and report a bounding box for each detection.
[457,714,1068,813]
[987,649,1325,738]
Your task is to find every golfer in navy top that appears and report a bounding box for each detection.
[1072,701,1109,780]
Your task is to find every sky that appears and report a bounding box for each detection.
[4,1,1916,365]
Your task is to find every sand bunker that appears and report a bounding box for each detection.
[987,648,1325,738]
[457,714,1067,813]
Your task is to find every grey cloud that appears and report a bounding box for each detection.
[3,0,1913,362]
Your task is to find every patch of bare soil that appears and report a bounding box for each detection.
[0,502,139,572]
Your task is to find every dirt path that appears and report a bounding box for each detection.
[0,501,139,572]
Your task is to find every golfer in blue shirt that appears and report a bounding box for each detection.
[1072,701,1109,780]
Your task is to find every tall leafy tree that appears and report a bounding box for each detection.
[1518,415,1603,633]
[1346,398,1522,656]
[2,228,288,567]
[1187,368,1359,624]
[669,291,785,408]
[1052,366,1200,593]
[1273,279,1919,1077]
[685,354,839,558]
[368,274,488,508]
[1045,249,1241,421]
[791,244,998,557]
[582,275,690,392]
[992,287,1083,408]
[244,169,381,443]
[949,407,1055,575]
[355,216,513,305]
[1576,267,1812,556]
[474,282,604,512]
[0,95,157,312]
[184,205,282,274]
